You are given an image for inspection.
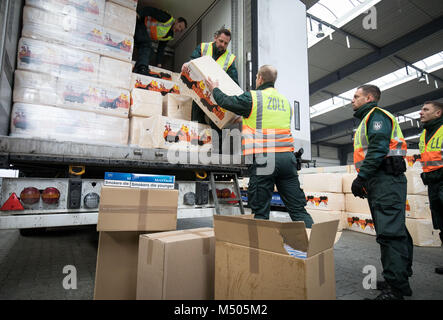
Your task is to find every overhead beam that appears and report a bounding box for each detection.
[309,16,443,95]
[311,88,443,143]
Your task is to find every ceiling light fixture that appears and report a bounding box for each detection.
[316,23,325,38]
[346,36,350,48]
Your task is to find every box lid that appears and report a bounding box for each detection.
[213,215,338,257]
[141,228,214,242]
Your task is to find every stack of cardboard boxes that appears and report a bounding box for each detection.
[11,0,137,145]
[128,63,213,152]
[301,173,347,232]
[404,150,441,247]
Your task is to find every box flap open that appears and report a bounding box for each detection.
[213,215,309,254]
[307,220,339,257]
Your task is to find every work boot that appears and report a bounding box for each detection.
[366,288,404,300]
[134,65,150,76]
[375,280,412,296]
[436,267,443,275]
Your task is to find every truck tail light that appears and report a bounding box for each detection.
[84,192,100,209]
[41,187,60,204]
[20,187,40,205]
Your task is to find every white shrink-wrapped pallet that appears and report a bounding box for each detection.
[26,0,106,24]
[56,78,130,118]
[346,212,376,236]
[13,70,57,106]
[17,37,100,81]
[304,192,345,211]
[10,103,129,145]
[302,173,343,193]
[179,56,241,129]
[345,193,370,214]
[306,209,347,232]
[405,170,427,195]
[406,218,442,247]
[131,73,181,96]
[22,6,133,62]
[104,1,137,36]
[130,88,163,118]
[99,57,132,90]
[406,195,431,219]
[108,0,138,11]
[163,94,193,120]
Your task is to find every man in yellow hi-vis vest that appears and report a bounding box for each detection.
[134,6,187,76]
[182,28,239,152]
[351,84,413,300]
[204,65,313,228]
[418,101,443,275]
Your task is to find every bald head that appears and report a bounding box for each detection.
[256,65,278,88]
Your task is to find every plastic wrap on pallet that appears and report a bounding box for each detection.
[56,78,130,118]
[17,37,100,81]
[104,1,137,36]
[26,0,106,24]
[108,0,138,11]
[14,69,129,118]
[99,56,133,90]
[10,103,129,145]
[13,70,58,106]
[22,6,133,62]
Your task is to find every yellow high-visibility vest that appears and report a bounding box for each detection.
[419,125,443,172]
[200,42,236,72]
[145,16,175,41]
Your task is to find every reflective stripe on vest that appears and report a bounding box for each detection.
[242,88,294,155]
[419,125,443,172]
[200,42,236,72]
[354,107,407,172]
[145,16,175,41]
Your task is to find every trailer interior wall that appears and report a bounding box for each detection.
[256,0,311,160]
[173,0,244,88]
[0,0,23,136]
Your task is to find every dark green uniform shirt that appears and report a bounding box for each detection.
[190,43,239,84]
[421,115,443,184]
[212,82,275,118]
[354,102,393,180]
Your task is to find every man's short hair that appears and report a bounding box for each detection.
[214,28,231,39]
[425,101,443,113]
[358,85,381,102]
[177,17,187,28]
[258,65,278,84]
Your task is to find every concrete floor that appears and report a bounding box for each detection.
[0,217,442,300]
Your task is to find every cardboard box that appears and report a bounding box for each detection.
[405,170,427,195]
[13,70,57,106]
[346,212,376,236]
[342,173,357,194]
[406,195,431,219]
[94,231,145,300]
[214,215,338,300]
[302,173,343,193]
[97,186,178,232]
[109,0,138,10]
[130,88,163,118]
[137,228,215,300]
[131,73,181,95]
[130,174,175,190]
[345,193,370,214]
[99,57,132,90]
[163,94,193,120]
[179,56,241,129]
[305,192,345,211]
[104,1,137,36]
[306,209,347,232]
[406,218,442,247]
[104,172,132,187]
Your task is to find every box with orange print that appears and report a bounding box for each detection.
[130,73,181,96]
[179,56,242,129]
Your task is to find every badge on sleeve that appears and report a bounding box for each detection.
[373,121,383,131]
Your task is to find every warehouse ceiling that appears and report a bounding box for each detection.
[307,0,443,156]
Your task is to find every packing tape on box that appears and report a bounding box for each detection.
[248,223,259,274]
[319,252,325,286]
[99,206,177,214]
[146,230,212,264]
[139,188,149,230]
